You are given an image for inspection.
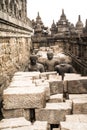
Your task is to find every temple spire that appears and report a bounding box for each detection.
[38,12,40,17]
[62,9,64,16]
[78,15,81,21]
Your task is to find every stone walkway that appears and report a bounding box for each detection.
[0,72,87,130]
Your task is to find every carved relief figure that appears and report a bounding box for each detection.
[0,0,6,11]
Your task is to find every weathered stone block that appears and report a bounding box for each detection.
[65,114,87,123]
[67,79,87,94]
[37,82,50,100]
[2,108,30,120]
[72,98,87,114]
[9,81,35,87]
[0,120,48,130]
[40,71,58,80]
[53,128,60,130]
[1,126,32,130]
[48,94,63,103]
[33,121,48,130]
[0,117,31,129]
[49,80,63,95]
[3,87,46,109]
[14,72,40,78]
[60,122,87,130]
[69,94,87,100]
[36,102,72,124]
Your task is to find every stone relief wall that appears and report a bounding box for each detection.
[0,0,27,21]
[0,1,33,100]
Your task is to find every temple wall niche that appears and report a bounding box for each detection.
[0,0,33,100]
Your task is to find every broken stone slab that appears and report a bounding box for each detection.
[60,122,87,130]
[2,108,30,120]
[72,98,87,114]
[3,86,46,109]
[35,102,72,124]
[48,94,63,103]
[49,80,63,95]
[0,117,31,129]
[65,114,87,123]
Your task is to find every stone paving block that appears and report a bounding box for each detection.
[65,114,87,123]
[49,80,63,95]
[72,98,87,114]
[2,108,30,120]
[35,102,72,124]
[0,117,31,129]
[60,122,87,130]
[48,94,63,103]
[3,86,46,109]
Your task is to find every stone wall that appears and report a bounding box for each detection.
[0,8,33,101]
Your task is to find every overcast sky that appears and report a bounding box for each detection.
[27,0,87,28]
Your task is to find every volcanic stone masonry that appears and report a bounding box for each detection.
[1,71,87,130]
[0,0,33,102]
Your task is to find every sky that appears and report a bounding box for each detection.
[27,0,87,28]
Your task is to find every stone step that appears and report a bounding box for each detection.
[35,102,72,124]
[1,126,31,130]
[65,114,87,123]
[53,128,60,130]
[69,94,87,100]
[67,78,87,94]
[0,117,31,129]
[0,118,48,130]
[2,108,30,120]
[72,97,87,114]
[60,122,87,130]
[48,94,63,103]
[3,86,46,109]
